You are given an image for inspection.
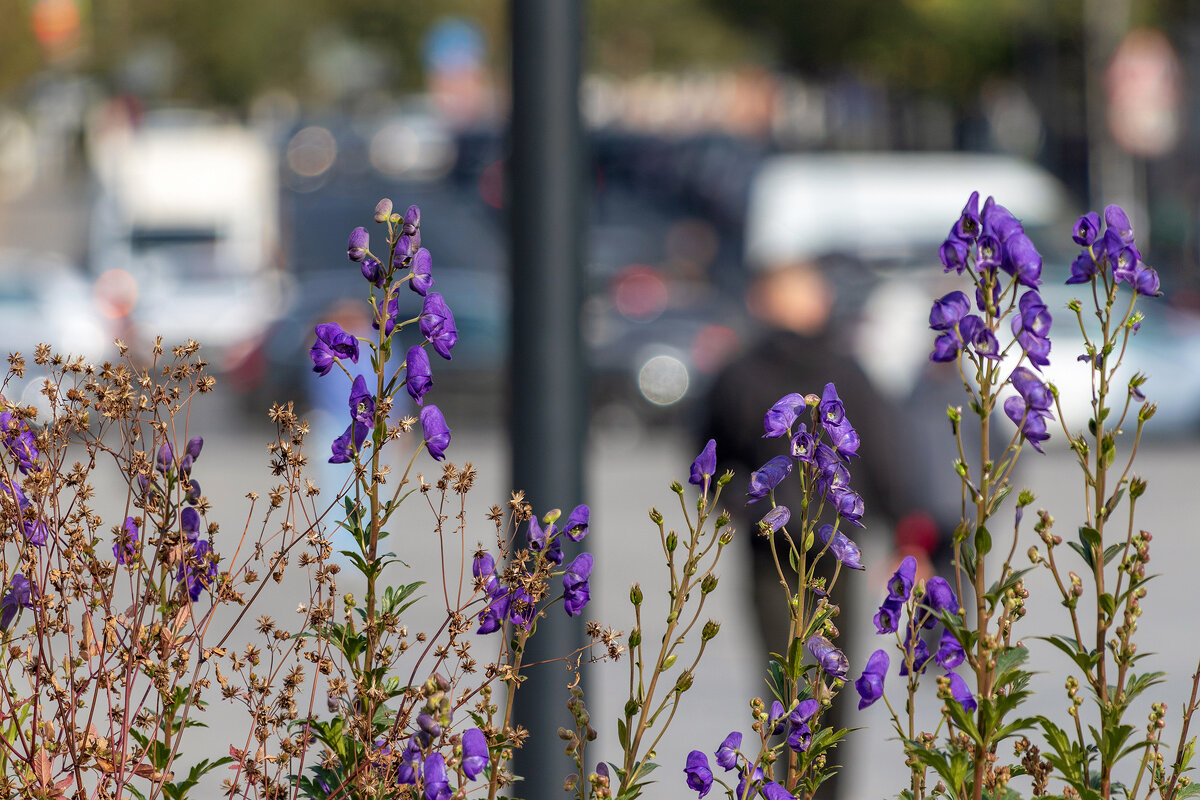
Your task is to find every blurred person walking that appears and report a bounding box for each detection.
[699,256,944,799]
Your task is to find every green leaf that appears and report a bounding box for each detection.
[1103,543,1125,566]
[1079,526,1102,552]
[1098,593,1116,619]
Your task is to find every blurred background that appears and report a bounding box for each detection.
[5,1,1200,797]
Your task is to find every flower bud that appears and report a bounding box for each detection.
[403,204,421,234]
[715,512,730,529]
[661,653,677,670]
[701,574,719,594]
[347,227,369,262]
[624,699,639,717]
[630,583,643,606]
[670,481,684,495]
[674,670,694,692]
[542,508,562,525]
[374,198,393,223]
[702,620,720,640]
[628,629,641,648]
[717,470,733,487]
[648,508,663,525]
[665,532,677,552]
[719,529,734,546]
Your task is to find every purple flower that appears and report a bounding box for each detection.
[768,700,787,735]
[410,248,434,296]
[954,191,981,240]
[181,507,201,541]
[959,315,999,360]
[1133,264,1162,297]
[921,576,958,626]
[855,649,889,709]
[689,439,717,493]
[817,524,863,570]
[403,204,421,235]
[715,731,741,770]
[1105,204,1134,244]
[374,198,393,222]
[419,293,458,360]
[818,383,845,427]
[930,331,961,363]
[900,629,931,676]
[508,586,536,629]
[0,573,35,629]
[347,227,369,262]
[476,590,510,635]
[564,504,590,542]
[360,256,386,287]
[947,671,977,712]
[329,420,369,464]
[185,436,204,461]
[737,766,766,799]
[461,728,488,780]
[563,553,593,617]
[758,505,790,534]
[156,442,174,474]
[982,197,1023,242]
[310,323,360,376]
[397,738,422,784]
[976,233,1002,272]
[764,393,806,438]
[374,286,401,337]
[747,456,792,503]
[349,375,375,428]
[762,781,797,800]
[789,425,816,462]
[935,628,965,670]
[0,412,39,474]
[1002,232,1043,287]
[420,405,451,461]
[423,752,450,800]
[526,516,548,551]
[405,345,433,405]
[929,291,971,331]
[474,552,497,588]
[114,516,139,564]
[177,540,217,602]
[684,751,713,798]
[830,488,865,526]
[940,235,969,274]
[874,596,903,634]
[1073,212,1101,246]
[787,699,819,753]
[806,635,849,679]
[887,556,917,602]
[1067,250,1099,285]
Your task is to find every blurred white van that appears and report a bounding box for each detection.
[89,112,284,371]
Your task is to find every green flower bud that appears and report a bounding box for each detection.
[670,481,684,495]
[665,532,677,552]
[674,670,694,692]
[661,653,678,670]
[701,574,719,594]
[649,508,663,525]
[624,699,639,717]
[717,470,733,487]
[630,583,643,606]
[1129,476,1147,500]
[543,508,562,525]
[628,629,642,648]
[702,620,720,640]
[719,529,734,545]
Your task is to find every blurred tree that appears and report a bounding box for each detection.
[0,1,46,96]
[703,0,1076,100]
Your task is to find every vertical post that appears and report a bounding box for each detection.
[509,1,587,798]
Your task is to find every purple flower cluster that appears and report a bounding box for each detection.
[745,383,866,529]
[858,558,973,712]
[1068,205,1160,296]
[474,505,593,634]
[316,203,458,463]
[0,573,36,630]
[1004,366,1054,453]
[685,720,817,800]
[393,724,489,794]
[0,410,39,474]
[2,478,49,546]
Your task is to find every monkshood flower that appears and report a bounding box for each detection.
[3,479,48,545]
[806,634,849,679]
[817,524,864,570]
[689,439,717,493]
[410,248,434,296]
[887,556,917,602]
[954,191,981,240]
[790,425,816,462]
[855,649,888,709]
[423,752,451,800]
[684,751,714,798]
[508,586,536,629]
[360,256,385,288]
[526,515,549,551]
[1073,211,1101,246]
[764,392,806,438]
[874,597,903,634]
[1011,290,1053,369]
[563,552,593,617]
[715,731,741,770]
[405,345,433,405]
[0,573,35,630]
[403,204,421,235]
[564,504,589,542]
[420,405,451,461]
[178,539,217,601]
[747,456,792,503]
[919,576,958,627]
[156,442,174,474]
[736,766,766,799]
[419,292,458,360]
[935,627,966,670]
[820,383,860,458]
[1004,366,1054,453]
[787,699,820,752]
[374,198,393,222]
[769,700,787,735]
[899,629,931,676]
[181,507,200,541]
[397,738,422,784]
[461,728,488,780]
[0,411,38,474]
[476,588,510,635]
[113,516,139,564]
[347,226,369,262]
[946,671,978,712]
[758,505,790,534]
[329,418,368,464]
[929,291,970,331]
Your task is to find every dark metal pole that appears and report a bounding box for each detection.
[509,0,587,798]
